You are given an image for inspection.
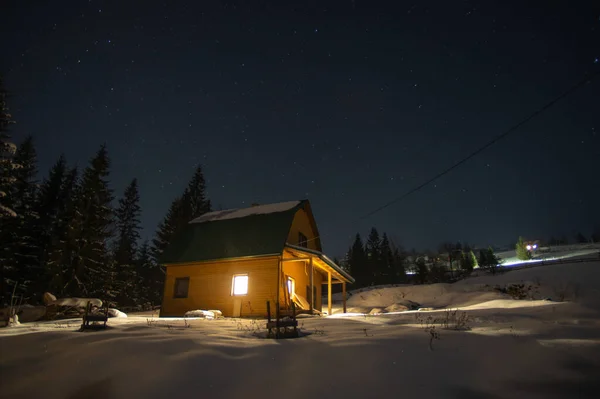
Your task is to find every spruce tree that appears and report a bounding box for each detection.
[365,228,381,286]
[137,240,162,307]
[151,165,211,265]
[36,155,67,282]
[114,179,141,307]
[0,137,39,304]
[65,145,114,299]
[348,234,366,287]
[151,195,186,265]
[515,236,532,261]
[46,166,79,296]
[5,137,40,301]
[0,77,19,219]
[379,233,394,285]
[392,248,406,283]
[182,165,211,220]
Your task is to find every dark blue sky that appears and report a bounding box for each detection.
[2,1,599,257]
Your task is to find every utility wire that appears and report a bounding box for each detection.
[307,69,599,246]
[359,69,600,220]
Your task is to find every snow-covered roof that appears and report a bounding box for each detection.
[189,200,302,224]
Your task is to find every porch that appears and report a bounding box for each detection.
[277,244,353,316]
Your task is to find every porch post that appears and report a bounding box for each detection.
[342,282,347,313]
[309,257,314,314]
[327,271,332,316]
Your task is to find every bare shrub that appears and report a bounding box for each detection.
[553,282,581,302]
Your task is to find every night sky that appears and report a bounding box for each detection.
[2,1,599,257]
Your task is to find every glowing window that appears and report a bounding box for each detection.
[287,277,295,294]
[232,274,249,296]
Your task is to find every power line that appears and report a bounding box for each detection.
[308,69,599,246]
[359,69,600,220]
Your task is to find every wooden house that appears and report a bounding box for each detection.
[159,200,354,318]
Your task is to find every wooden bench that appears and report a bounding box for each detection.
[266,301,298,338]
[81,301,109,330]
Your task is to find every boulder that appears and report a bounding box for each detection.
[107,308,127,318]
[384,303,409,312]
[43,292,57,305]
[18,305,47,322]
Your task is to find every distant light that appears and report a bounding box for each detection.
[533,244,538,249]
[526,245,532,250]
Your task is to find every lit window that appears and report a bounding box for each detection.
[232,274,249,296]
[174,277,189,298]
[287,277,295,294]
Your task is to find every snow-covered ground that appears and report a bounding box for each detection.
[2,259,600,398]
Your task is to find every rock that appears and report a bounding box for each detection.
[43,292,57,305]
[107,308,127,318]
[208,309,223,318]
[17,305,47,322]
[385,303,409,312]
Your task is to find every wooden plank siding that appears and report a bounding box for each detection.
[286,208,320,251]
[161,256,280,317]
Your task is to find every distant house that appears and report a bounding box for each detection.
[159,200,354,318]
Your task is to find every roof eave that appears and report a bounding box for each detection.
[284,243,355,283]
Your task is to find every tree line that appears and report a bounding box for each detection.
[342,230,504,287]
[0,79,211,309]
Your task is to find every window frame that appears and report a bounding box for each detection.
[298,232,308,248]
[287,276,295,295]
[231,274,249,296]
[173,277,190,299]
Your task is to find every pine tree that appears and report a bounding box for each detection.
[0,77,19,219]
[182,165,211,221]
[64,145,114,299]
[4,137,40,302]
[365,228,381,286]
[46,166,79,296]
[379,233,394,285]
[392,248,406,283]
[515,236,532,261]
[151,195,186,265]
[151,165,211,265]
[479,247,501,274]
[137,240,162,307]
[114,179,141,307]
[459,249,477,272]
[348,234,366,287]
[415,258,428,284]
[36,155,67,286]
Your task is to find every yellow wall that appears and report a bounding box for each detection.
[281,256,324,311]
[161,256,279,317]
[287,208,320,251]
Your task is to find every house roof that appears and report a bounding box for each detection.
[190,201,302,224]
[160,200,312,264]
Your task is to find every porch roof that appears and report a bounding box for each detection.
[284,244,355,284]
